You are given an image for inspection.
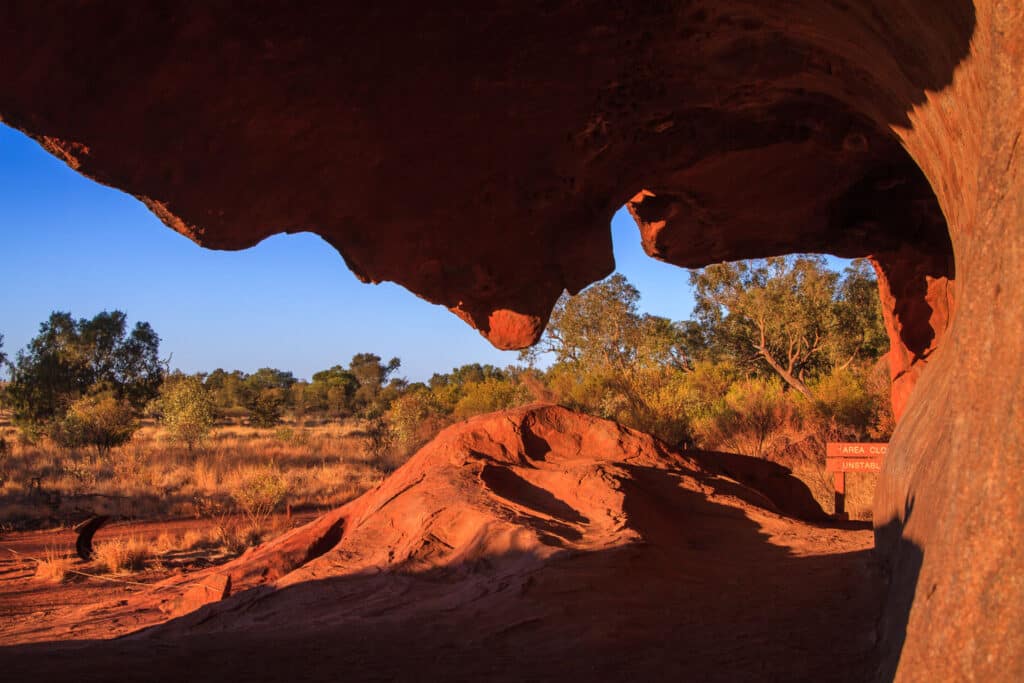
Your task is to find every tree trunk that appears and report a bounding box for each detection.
[756,347,816,400]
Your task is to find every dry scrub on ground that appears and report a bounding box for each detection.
[33,545,75,583]
[0,420,401,530]
[92,535,153,573]
[690,377,883,519]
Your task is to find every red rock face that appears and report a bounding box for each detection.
[0,2,1020,680]
[869,248,955,420]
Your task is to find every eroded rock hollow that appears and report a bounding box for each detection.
[1,2,1020,680]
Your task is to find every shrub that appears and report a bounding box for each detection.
[249,390,283,428]
[864,361,895,441]
[388,388,445,453]
[544,364,617,416]
[158,376,216,451]
[679,361,741,426]
[362,417,397,467]
[211,517,268,555]
[807,367,877,436]
[627,369,693,447]
[230,468,288,527]
[452,378,531,419]
[49,393,137,454]
[692,377,801,458]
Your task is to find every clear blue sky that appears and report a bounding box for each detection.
[0,124,708,382]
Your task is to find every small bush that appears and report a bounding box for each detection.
[249,391,284,428]
[387,388,445,454]
[452,378,532,420]
[230,468,288,527]
[680,361,741,425]
[808,368,878,437]
[274,427,309,446]
[362,417,395,461]
[625,368,693,447]
[49,393,137,455]
[158,376,216,451]
[692,377,801,458]
[863,361,895,440]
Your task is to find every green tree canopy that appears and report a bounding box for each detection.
[204,368,249,411]
[6,311,162,427]
[427,364,511,412]
[690,256,887,398]
[245,367,297,394]
[309,365,359,417]
[525,274,699,443]
[348,353,403,417]
[527,274,696,378]
[349,353,401,391]
[429,363,506,390]
[832,259,890,366]
[312,365,360,390]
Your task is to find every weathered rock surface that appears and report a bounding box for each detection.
[166,573,231,618]
[0,406,881,681]
[0,3,1020,680]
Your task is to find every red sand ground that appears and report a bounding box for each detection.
[0,514,319,644]
[0,405,881,681]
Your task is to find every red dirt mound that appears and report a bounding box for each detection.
[0,405,881,681]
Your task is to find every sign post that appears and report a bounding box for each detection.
[825,442,887,519]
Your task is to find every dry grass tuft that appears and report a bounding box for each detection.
[154,531,179,554]
[181,528,214,551]
[93,536,153,573]
[209,517,268,555]
[34,546,75,583]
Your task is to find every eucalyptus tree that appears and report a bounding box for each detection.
[689,256,886,399]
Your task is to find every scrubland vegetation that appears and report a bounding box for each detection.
[0,421,393,527]
[0,254,889,566]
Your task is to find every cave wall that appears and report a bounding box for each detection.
[0,2,1020,679]
[868,2,1024,678]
